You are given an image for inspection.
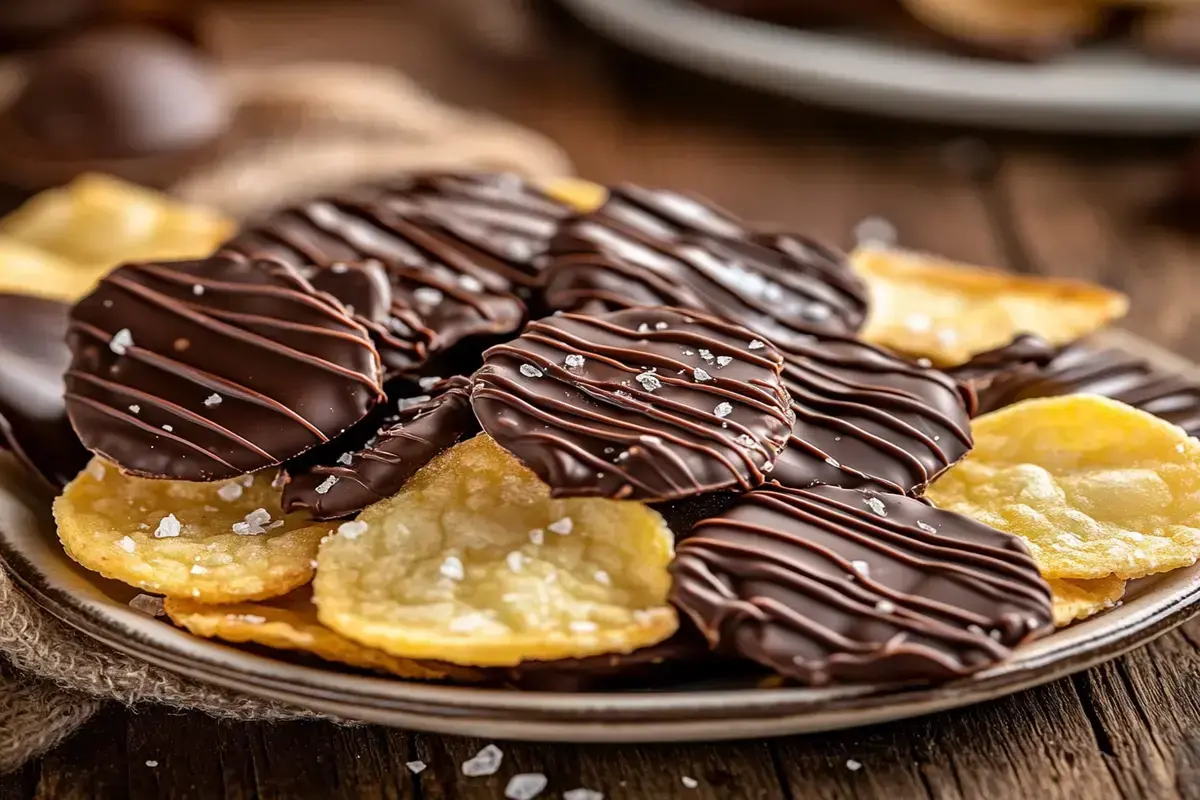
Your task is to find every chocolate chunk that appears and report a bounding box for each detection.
[972,343,1200,434]
[472,307,795,502]
[0,293,89,486]
[10,27,228,161]
[65,256,384,481]
[541,186,868,346]
[220,175,549,376]
[670,484,1053,685]
[283,377,478,519]
[772,331,974,495]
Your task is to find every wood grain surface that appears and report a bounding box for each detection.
[5,2,1200,798]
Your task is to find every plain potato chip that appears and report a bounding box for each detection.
[55,459,330,603]
[540,176,608,213]
[315,434,678,667]
[0,174,233,296]
[926,395,1200,581]
[164,587,476,680]
[1048,577,1126,628]
[852,246,1128,366]
[0,236,99,302]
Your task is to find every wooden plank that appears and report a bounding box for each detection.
[29,706,128,800]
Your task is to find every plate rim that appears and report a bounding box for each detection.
[4,326,1200,742]
[558,0,1200,134]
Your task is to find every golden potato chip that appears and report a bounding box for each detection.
[901,0,1103,44]
[1048,577,1126,628]
[164,587,476,680]
[540,176,608,213]
[926,395,1200,581]
[852,246,1128,366]
[0,174,233,293]
[0,236,98,302]
[314,434,678,667]
[55,459,330,603]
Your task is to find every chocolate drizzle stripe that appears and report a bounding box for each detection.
[103,273,381,390]
[69,320,331,441]
[64,370,276,460]
[63,393,241,471]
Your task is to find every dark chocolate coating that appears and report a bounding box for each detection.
[472,307,795,502]
[12,27,228,160]
[670,484,1053,685]
[220,174,558,376]
[283,376,479,519]
[948,334,1056,385]
[65,256,384,481]
[771,331,974,495]
[541,186,868,346]
[972,343,1200,434]
[0,293,89,486]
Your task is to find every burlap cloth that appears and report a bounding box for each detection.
[0,61,571,773]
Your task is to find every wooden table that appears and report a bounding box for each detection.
[5,2,1200,798]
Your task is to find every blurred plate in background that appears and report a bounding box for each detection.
[560,0,1200,134]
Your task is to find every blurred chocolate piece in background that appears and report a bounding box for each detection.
[0,0,102,50]
[1135,5,1200,65]
[0,25,228,189]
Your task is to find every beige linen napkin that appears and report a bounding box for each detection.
[0,60,571,773]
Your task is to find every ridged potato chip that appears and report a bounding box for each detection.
[164,587,476,680]
[540,176,608,213]
[1048,577,1126,628]
[315,434,678,667]
[852,247,1128,366]
[55,459,330,602]
[0,174,233,299]
[927,396,1200,582]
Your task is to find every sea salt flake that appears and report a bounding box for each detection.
[714,402,733,418]
[461,744,503,777]
[339,521,368,539]
[864,496,887,517]
[192,284,205,296]
[506,551,524,572]
[716,356,733,368]
[237,614,267,624]
[146,760,158,768]
[635,372,662,392]
[87,461,106,481]
[654,321,669,330]
[413,287,444,306]
[204,394,222,407]
[440,556,465,581]
[154,514,181,539]
[246,508,271,526]
[232,521,265,536]
[161,425,173,432]
[825,457,840,468]
[682,776,699,789]
[846,759,863,771]
[397,394,431,411]
[419,376,441,390]
[110,328,133,355]
[505,773,548,800]
[117,536,136,553]
[459,274,484,292]
[698,349,714,363]
[735,434,756,448]
[569,620,598,633]
[190,564,208,574]
[520,364,544,378]
[564,790,604,800]
[565,354,586,368]
[548,517,574,535]
[693,367,712,382]
[217,483,244,502]
[406,760,427,774]
[875,600,895,614]
[128,594,164,617]
[851,560,870,577]
[529,528,545,545]
[748,339,765,350]
[129,405,141,415]
[916,521,937,534]
[594,569,611,586]
[314,475,339,495]
[337,452,354,465]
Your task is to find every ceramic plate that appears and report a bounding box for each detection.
[3,328,1200,743]
[559,0,1200,134]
